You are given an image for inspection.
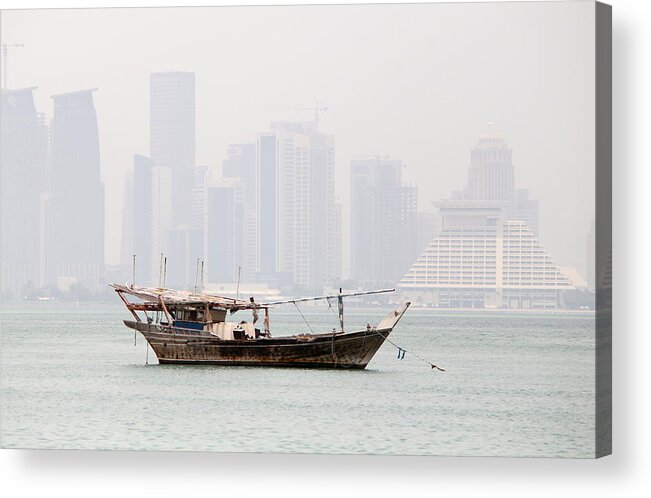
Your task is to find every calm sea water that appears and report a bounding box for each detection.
[0,302,595,457]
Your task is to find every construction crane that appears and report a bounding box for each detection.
[2,43,24,89]
[271,102,330,126]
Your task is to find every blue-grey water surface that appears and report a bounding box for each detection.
[0,302,595,457]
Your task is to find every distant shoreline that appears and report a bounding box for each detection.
[398,307,595,316]
[1,299,597,317]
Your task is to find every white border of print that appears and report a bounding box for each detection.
[0,1,648,497]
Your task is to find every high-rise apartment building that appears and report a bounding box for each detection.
[49,89,104,290]
[259,121,337,291]
[350,157,418,288]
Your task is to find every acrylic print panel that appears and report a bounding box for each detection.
[0,1,611,457]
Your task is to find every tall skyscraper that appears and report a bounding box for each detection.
[350,157,418,288]
[149,72,196,228]
[149,72,196,225]
[149,72,197,286]
[49,89,104,290]
[0,87,44,294]
[464,124,539,236]
[466,124,514,203]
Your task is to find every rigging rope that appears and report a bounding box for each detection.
[292,301,314,334]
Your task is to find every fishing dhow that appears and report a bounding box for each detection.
[111,283,410,369]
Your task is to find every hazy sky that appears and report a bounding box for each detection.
[1,2,596,273]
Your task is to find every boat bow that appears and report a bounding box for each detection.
[376,302,411,331]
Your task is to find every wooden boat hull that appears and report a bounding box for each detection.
[124,321,393,369]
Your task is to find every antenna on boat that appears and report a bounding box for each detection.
[131,254,136,289]
[158,253,164,288]
[235,266,242,301]
[162,256,168,288]
[200,260,205,291]
[338,288,344,332]
[194,258,200,294]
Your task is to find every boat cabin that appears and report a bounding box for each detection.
[111,284,270,340]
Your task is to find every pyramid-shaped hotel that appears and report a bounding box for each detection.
[399,125,574,309]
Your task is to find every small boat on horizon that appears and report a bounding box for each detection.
[111,283,410,369]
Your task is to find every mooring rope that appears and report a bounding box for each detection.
[324,300,441,370]
[294,299,441,371]
[373,328,445,371]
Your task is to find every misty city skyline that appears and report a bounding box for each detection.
[1,3,595,279]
